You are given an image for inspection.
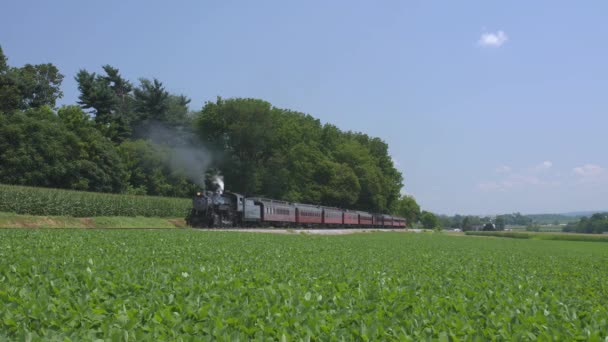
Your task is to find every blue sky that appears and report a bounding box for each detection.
[2,0,607,215]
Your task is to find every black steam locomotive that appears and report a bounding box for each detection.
[185,191,263,228]
[185,189,407,229]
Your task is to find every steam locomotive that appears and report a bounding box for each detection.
[185,190,406,228]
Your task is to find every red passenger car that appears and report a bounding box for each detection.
[392,217,400,227]
[322,207,343,226]
[343,210,359,226]
[295,204,322,226]
[382,214,393,227]
[358,211,373,226]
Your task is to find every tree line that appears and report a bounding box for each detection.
[433,212,535,231]
[0,46,420,219]
[563,213,608,234]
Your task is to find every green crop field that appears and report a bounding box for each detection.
[1,231,607,340]
[466,230,608,242]
[0,184,190,218]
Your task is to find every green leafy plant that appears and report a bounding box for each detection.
[0,184,190,217]
[1,231,607,340]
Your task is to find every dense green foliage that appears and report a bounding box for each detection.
[196,97,403,212]
[0,106,127,193]
[1,231,608,340]
[0,45,63,113]
[0,184,190,217]
[393,195,421,224]
[420,210,440,229]
[0,46,412,215]
[563,213,608,234]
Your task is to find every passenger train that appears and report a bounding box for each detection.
[186,190,406,228]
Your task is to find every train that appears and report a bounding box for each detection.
[185,190,406,228]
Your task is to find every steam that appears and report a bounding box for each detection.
[212,173,224,194]
[143,122,214,189]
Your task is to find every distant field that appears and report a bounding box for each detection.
[509,225,564,233]
[466,230,608,242]
[1,231,607,340]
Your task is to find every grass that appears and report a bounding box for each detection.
[1,231,607,340]
[0,212,186,228]
[465,230,608,242]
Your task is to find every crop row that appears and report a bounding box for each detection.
[465,230,608,242]
[0,184,190,217]
[1,231,608,340]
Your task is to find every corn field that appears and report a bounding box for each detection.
[0,184,190,217]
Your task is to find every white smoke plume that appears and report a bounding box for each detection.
[212,172,224,194]
[144,122,214,189]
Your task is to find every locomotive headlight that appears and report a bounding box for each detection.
[196,192,201,196]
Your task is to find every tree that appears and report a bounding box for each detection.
[420,211,440,229]
[0,46,7,73]
[76,65,135,141]
[133,78,169,124]
[462,216,472,231]
[194,97,405,212]
[393,195,420,226]
[0,106,127,192]
[568,213,608,234]
[16,63,64,109]
[118,139,199,197]
[451,214,463,229]
[495,216,506,230]
[0,46,64,113]
[196,97,276,195]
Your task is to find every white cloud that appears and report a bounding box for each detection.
[495,165,512,173]
[573,164,607,185]
[478,30,508,47]
[536,161,553,170]
[478,161,560,192]
[573,164,605,177]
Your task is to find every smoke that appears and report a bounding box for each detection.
[144,122,213,189]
